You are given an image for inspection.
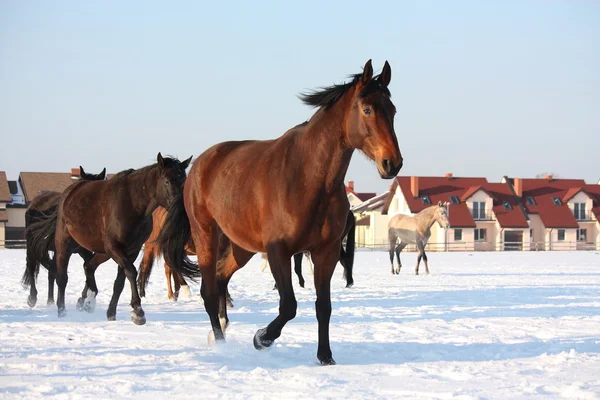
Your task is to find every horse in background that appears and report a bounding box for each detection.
[388,201,449,275]
[21,166,107,308]
[159,59,402,365]
[26,154,191,324]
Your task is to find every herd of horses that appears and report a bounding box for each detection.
[21,60,409,366]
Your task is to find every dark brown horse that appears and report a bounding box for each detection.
[159,60,402,365]
[22,167,107,308]
[26,154,191,324]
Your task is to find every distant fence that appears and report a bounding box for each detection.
[353,241,599,252]
[1,239,598,252]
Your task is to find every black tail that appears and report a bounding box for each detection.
[137,246,156,297]
[22,209,58,287]
[341,213,356,287]
[156,192,201,282]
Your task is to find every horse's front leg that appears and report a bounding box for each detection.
[105,241,145,325]
[422,250,430,275]
[310,239,340,365]
[254,242,296,351]
[77,252,110,313]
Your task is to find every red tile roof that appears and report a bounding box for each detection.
[384,176,489,227]
[0,172,11,202]
[472,183,528,228]
[513,178,585,228]
[577,185,600,221]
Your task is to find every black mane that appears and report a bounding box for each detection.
[299,71,390,110]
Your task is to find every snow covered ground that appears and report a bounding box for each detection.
[0,249,599,399]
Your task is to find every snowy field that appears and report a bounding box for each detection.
[1,249,599,399]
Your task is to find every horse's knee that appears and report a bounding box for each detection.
[281,298,297,321]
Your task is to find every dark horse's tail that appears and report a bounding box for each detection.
[340,212,356,288]
[22,209,58,287]
[156,193,201,282]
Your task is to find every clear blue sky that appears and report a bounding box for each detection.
[1,1,598,192]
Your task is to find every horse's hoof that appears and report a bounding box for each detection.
[318,355,336,366]
[76,298,85,311]
[173,291,179,301]
[58,308,67,318]
[253,328,273,350]
[131,311,146,326]
[299,280,305,288]
[181,285,192,299]
[345,281,354,288]
[226,299,234,308]
[83,300,95,313]
[107,314,116,321]
[46,299,55,306]
[27,296,37,308]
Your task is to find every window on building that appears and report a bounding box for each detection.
[557,229,565,241]
[475,228,487,241]
[450,195,460,205]
[421,196,431,205]
[574,203,586,220]
[454,229,463,241]
[577,229,587,242]
[530,229,534,242]
[503,201,512,210]
[526,196,536,205]
[552,197,562,206]
[472,201,486,219]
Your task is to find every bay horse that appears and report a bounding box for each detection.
[388,201,449,275]
[26,154,191,324]
[21,166,107,308]
[159,60,402,365]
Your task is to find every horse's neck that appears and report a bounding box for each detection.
[127,166,160,216]
[298,97,354,193]
[417,208,437,234]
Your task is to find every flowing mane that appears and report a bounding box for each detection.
[298,72,391,110]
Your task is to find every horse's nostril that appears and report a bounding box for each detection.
[383,159,392,172]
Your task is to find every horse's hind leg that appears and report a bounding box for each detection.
[254,242,296,351]
[415,253,422,275]
[310,240,340,365]
[78,252,110,313]
[165,265,176,301]
[388,236,397,275]
[47,267,55,305]
[214,243,254,343]
[105,241,145,325]
[54,230,73,318]
[177,272,191,299]
[293,253,305,288]
[25,248,39,308]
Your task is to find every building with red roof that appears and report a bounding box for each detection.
[382,173,531,251]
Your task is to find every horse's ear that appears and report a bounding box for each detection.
[181,156,193,170]
[157,152,165,169]
[79,166,85,177]
[361,59,373,85]
[438,201,442,206]
[98,168,106,180]
[378,61,391,87]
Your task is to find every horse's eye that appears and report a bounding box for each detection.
[165,180,171,186]
[363,108,372,116]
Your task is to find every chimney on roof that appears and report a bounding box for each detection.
[445,173,453,179]
[348,180,354,191]
[70,168,80,180]
[514,178,523,198]
[410,176,419,198]
[545,174,553,181]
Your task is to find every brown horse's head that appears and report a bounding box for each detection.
[347,60,402,179]
[156,153,193,208]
